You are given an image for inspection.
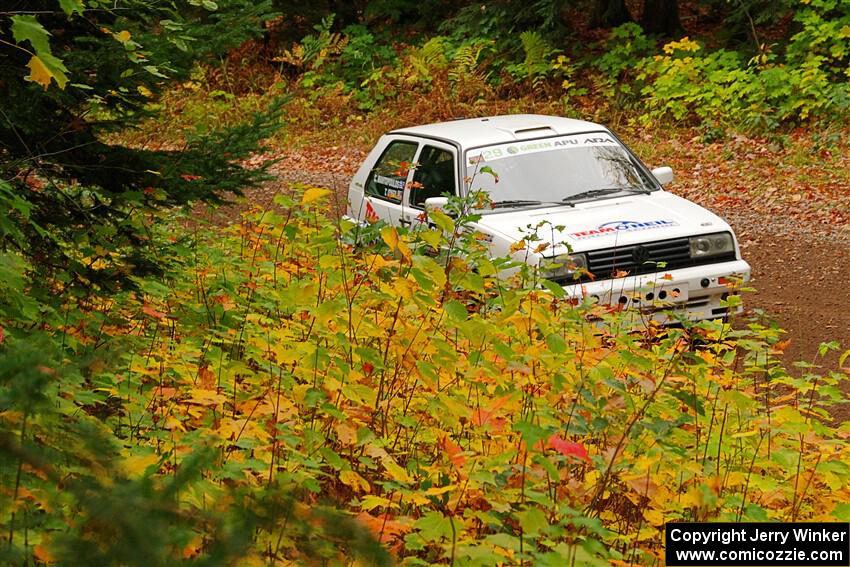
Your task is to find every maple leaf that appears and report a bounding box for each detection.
[26,54,68,90]
[547,434,591,462]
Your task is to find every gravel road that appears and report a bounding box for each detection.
[728,209,850,372]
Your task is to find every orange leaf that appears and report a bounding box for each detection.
[440,436,466,469]
[509,241,526,254]
[198,365,216,389]
[34,544,54,564]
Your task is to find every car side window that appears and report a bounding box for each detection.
[410,146,456,209]
[365,141,418,203]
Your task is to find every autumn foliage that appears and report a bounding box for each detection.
[4,188,848,564]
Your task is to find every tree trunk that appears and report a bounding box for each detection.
[641,0,683,36]
[591,0,633,28]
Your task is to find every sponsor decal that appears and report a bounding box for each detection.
[365,200,379,223]
[569,219,678,239]
[469,133,620,163]
[374,174,406,190]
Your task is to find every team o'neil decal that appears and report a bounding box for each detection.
[569,219,678,240]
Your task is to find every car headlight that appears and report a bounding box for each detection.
[541,253,588,281]
[689,232,734,258]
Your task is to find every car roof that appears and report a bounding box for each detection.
[389,114,608,150]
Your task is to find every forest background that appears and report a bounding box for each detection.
[1,0,849,564]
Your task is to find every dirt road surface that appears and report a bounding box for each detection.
[730,210,850,367]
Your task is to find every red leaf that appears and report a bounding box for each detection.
[142,304,165,320]
[547,435,590,462]
[362,362,374,375]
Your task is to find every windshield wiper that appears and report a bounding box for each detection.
[490,199,573,209]
[562,186,650,205]
[490,199,543,208]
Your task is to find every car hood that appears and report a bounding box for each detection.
[475,192,732,255]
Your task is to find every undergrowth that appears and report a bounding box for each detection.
[4,188,849,564]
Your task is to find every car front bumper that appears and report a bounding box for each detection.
[562,259,752,322]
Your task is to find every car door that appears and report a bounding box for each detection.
[362,136,420,225]
[402,141,459,227]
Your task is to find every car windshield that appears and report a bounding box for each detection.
[465,133,657,209]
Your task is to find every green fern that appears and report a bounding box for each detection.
[449,39,494,83]
[407,36,450,83]
[520,31,556,88]
[277,15,348,71]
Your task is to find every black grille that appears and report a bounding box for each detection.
[550,236,736,285]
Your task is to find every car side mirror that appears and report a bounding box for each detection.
[424,196,449,211]
[651,166,674,186]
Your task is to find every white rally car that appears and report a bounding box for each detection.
[346,114,750,321]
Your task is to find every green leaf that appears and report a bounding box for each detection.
[444,300,468,321]
[479,165,500,182]
[429,209,454,233]
[58,0,85,15]
[832,502,850,521]
[546,332,566,354]
[11,15,51,54]
[414,511,453,542]
[517,507,548,537]
[540,278,566,297]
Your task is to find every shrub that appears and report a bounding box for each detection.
[594,2,850,131]
[5,188,844,564]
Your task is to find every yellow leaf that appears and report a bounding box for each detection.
[27,55,54,89]
[644,508,665,526]
[115,30,131,42]
[360,495,396,511]
[394,277,415,299]
[340,470,371,493]
[383,460,413,484]
[424,484,456,496]
[301,187,331,204]
[380,226,399,250]
[397,238,412,261]
[123,453,159,475]
[420,229,442,248]
[336,422,358,445]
